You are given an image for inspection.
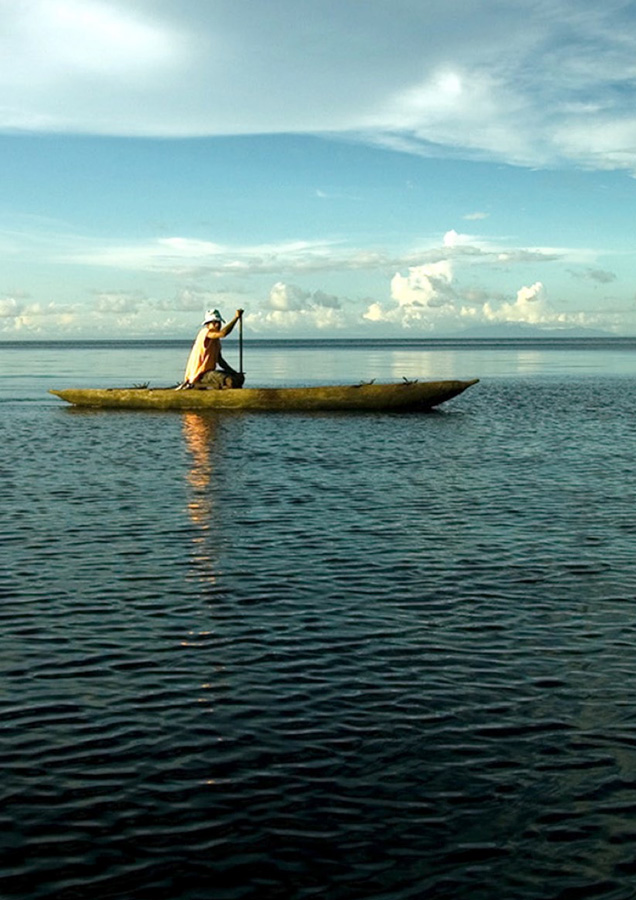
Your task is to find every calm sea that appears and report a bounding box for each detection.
[2,338,636,900]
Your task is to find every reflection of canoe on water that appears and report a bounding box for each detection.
[50,379,478,412]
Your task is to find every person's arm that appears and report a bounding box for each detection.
[220,309,243,337]
[217,352,238,375]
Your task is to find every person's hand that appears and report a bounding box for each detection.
[236,308,244,318]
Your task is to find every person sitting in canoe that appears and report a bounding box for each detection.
[177,308,244,390]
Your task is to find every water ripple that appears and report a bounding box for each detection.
[3,380,636,898]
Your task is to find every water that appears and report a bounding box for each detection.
[2,339,636,899]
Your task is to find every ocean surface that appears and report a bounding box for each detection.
[2,337,636,900]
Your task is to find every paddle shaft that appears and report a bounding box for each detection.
[239,313,244,375]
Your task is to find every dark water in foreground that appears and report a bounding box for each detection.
[2,340,636,899]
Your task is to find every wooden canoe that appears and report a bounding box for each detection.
[50,379,478,412]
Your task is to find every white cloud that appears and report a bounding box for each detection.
[0,296,23,318]
[268,282,308,312]
[0,0,183,130]
[245,281,346,332]
[390,261,456,310]
[312,290,341,310]
[2,1,636,172]
[94,290,146,314]
[482,282,549,324]
[162,288,243,314]
[59,236,346,276]
[0,219,624,336]
[52,227,571,281]
[363,260,459,331]
[572,268,617,284]
[0,297,81,334]
[443,230,473,249]
[364,256,608,333]
[247,307,344,334]
[267,282,341,313]
[369,66,530,159]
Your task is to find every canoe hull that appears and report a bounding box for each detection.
[50,379,478,412]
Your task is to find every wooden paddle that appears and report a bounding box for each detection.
[239,311,244,376]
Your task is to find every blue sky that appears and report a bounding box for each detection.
[2,0,636,339]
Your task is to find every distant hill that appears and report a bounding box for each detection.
[453,323,612,339]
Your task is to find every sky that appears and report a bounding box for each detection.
[2,0,636,339]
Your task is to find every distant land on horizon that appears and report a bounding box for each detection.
[1,324,631,344]
[449,323,615,340]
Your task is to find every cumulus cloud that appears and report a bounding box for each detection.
[312,291,341,309]
[0,296,24,318]
[483,282,548,324]
[94,290,146,314]
[244,281,345,332]
[268,282,308,312]
[390,261,456,310]
[169,288,213,312]
[0,296,82,334]
[363,255,603,332]
[364,260,459,330]
[2,1,636,172]
[89,286,249,331]
[267,281,341,312]
[248,307,344,333]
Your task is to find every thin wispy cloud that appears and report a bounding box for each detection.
[53,230,572,278]
[571,267,618,284]
[2,0,636,338]
[2,0,636,173]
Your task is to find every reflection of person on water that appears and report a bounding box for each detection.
[177,308,243,390]
[183,412,215,520]
[182,412,222,581]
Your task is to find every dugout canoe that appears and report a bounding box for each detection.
[50,379,478,412]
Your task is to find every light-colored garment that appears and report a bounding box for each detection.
[183,326,222,384]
